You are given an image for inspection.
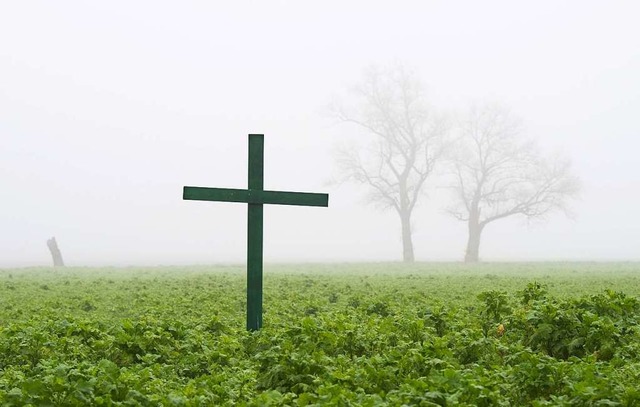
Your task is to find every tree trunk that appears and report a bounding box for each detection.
[400,210,415,263]
[464,221,483,263]
[47,237,65,267]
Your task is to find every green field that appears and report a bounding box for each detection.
[1,263,640,406]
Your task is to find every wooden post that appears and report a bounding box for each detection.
[47,237,65,267]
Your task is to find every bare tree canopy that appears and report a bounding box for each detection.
[447,104,581,262]
[331,65,449,262]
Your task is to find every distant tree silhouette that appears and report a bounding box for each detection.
[331,65,449,262]
[447,104,580,262]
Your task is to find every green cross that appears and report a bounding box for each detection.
[183,134,329,331]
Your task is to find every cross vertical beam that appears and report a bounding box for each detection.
[247,134,264,331]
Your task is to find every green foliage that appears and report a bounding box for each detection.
[1,263,640,405]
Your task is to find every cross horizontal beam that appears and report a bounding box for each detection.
[183,186,329,207]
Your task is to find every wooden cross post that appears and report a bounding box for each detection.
[183,134,329,331]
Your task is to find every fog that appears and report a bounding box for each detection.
[1,1,639,266]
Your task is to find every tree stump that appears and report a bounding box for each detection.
[46,237,65,267]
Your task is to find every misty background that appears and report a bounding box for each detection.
[1,1,639,267]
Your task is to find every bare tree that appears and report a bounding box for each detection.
[447,104,581,263]
[331,66,448,262]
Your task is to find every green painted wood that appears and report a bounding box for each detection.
[182,133,329,331]
[183,187,328,207]
[260,190,329,207]
[247,134,264,331]
[183,187,250,203]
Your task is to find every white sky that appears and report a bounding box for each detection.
[1,1,639,266]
